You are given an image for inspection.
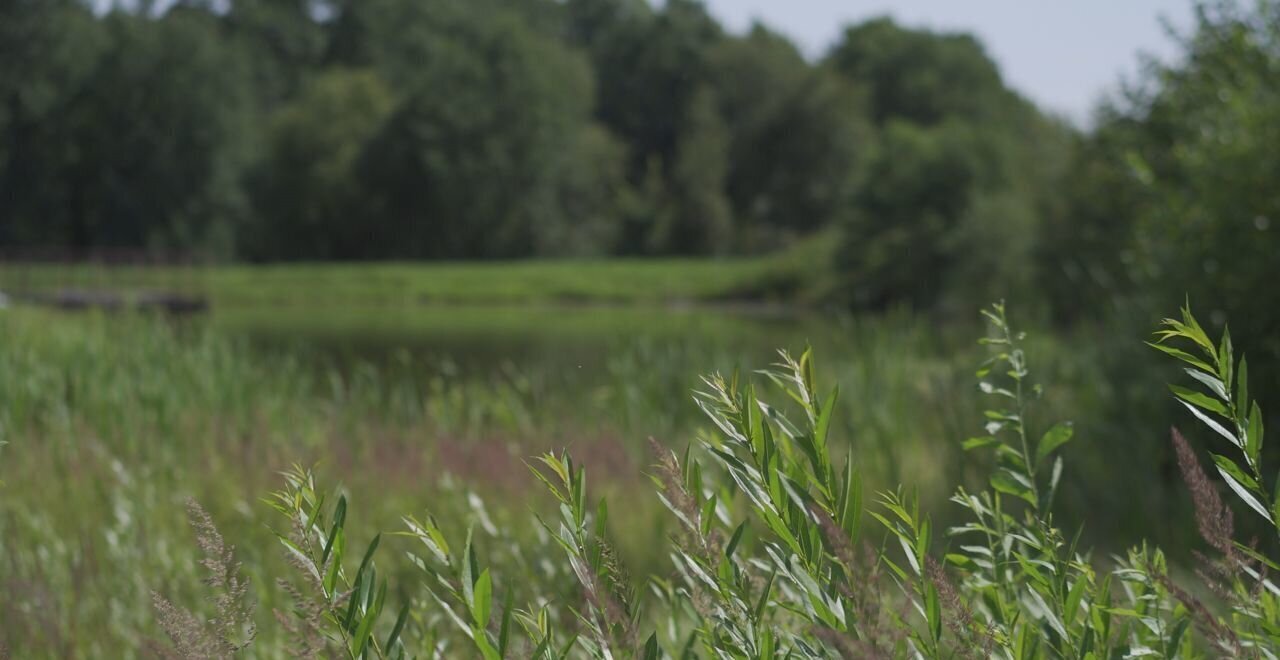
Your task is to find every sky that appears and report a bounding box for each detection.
[700,0,1194,125]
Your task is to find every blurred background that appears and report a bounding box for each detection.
[1,0,1279,655]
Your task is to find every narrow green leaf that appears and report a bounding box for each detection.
[754,571,776,620]
[1177,400,1238,446]
[1183,368,1227,401]
[472,568,493,628]
[725,521,747,559]
[991,469,1037,506]
[1036,423,1074,464]
[1212,454,1260,492]
[323,530,343,595]
[462,527,476,608]
[595,497,609,539]
[925,582,942,642]
[1236,355,1248,410]
[841,458,862,544]
[498,585,514,654]
[537,453,570,488]
[356,533,380,582]
[322,495,347,564]
[1218,325,1233,386]
[473,631,502,660]
[385,603,410,653]
[1170,385,1230,417]
[1064,576,1088,624]
[1213,459,1273,522]
[352,604,378,657]
[963,436,1000,451]
[699,495,716,538]
[643,633,660,660]
[1146,342,1215,374]
[916,517,931,570]
[1178,305,1216,356]
[1246,401,1264,465]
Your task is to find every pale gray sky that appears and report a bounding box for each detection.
[700,0,1194,124]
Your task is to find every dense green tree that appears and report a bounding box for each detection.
[2,5,250,256]
[0,0,106,249]
[829,18,1072,312]
[583,0,721,175]
[355,8,595,258]
[1051,0,1280,366]
[218,0,328,104]
[566,0,741,256]
[827,17,1014,126]
[708,26,870,252]
[836,120,984,308]
[535,124,635,257]
[245,69,394,260]
[648,87,734,255]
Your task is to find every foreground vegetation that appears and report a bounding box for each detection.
[186,305,1280,658]
[1,301,1272,656]
[0,304,978,655]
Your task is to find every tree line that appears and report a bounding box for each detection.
[1,1,1277,322]
[0,1,1058,263]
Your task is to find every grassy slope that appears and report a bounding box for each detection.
[0,232,839,307]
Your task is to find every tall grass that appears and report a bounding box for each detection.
[1,302,1254,656]
[134,301,1280,658]
[0,306,983,655]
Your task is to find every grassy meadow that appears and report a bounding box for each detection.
[6,0,1280,653]
[0,277,1209,656]
[0,245,828,308]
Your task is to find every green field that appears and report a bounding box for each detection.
[0,294,1207,656]
[0,248,831,308]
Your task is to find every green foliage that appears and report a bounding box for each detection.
[246,68,395,259]
[12,294,1280,655]
[267,465,411,658]
[708,26,869,252]
[186,302,1275,656]
[355,6,595,258]
[6,302,1275,656]
[0,0,1078,271]
[1046,0,1280,393]
[836,119,986,309]
[827,17,1074,313]
[826,17,1013,127]
[1,4,251,255]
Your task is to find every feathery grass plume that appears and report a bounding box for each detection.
[272,517,347,658]
[647,437,722,561]
[273,577,339,659]
[151,499,256,659]
[1172,427,1236,559]
[1153,572,1243,655]
[1155,304,1280,654]
[811,503,902,658]
[925,556,995,659]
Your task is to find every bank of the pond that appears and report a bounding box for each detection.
[0,239,836,309]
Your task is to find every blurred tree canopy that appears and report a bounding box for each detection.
[1040,0,1280,384]
[0,0,1053,269]
[1,0,1274,331]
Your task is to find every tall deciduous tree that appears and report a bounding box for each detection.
[246,69,394,260]
[356,7,595,258]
